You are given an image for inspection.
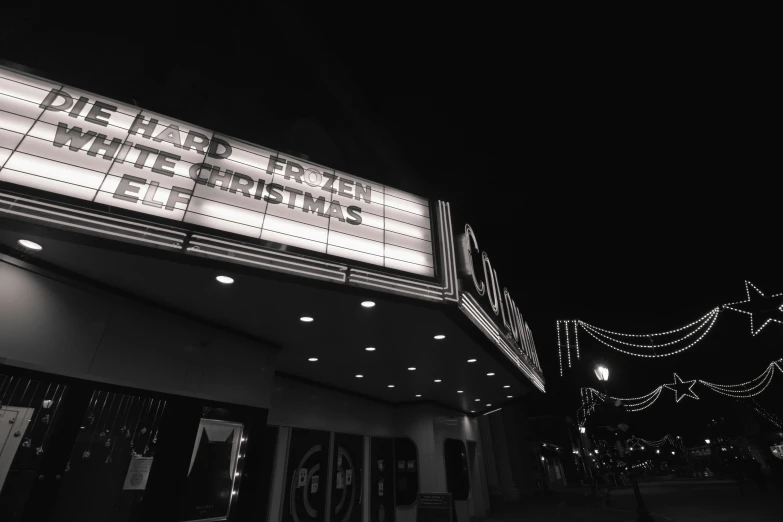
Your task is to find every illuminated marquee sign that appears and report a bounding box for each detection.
[457,225,542,374]
[0,66,434,277]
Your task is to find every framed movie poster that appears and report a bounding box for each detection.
[179,419,244,521]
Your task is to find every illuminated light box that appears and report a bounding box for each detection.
[0,66,434,277]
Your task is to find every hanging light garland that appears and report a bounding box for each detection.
[577,358,782,426]
[557,281,783,365]
[627,434,685,450]
[559,308,721,360]
[698,360,781,398]
[748,399,783,429]
[723,281,783,336]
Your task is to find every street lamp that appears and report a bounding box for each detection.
[705,439,711,444]
[594,365,609,381]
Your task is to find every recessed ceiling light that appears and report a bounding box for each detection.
[507,395,513,398]
[308,358,318,362]
[388,385,395,388]
[355,374,363,378]
[361,301,376,308]
[300,316,314,322]
[434,379,442,383]
[365,347,376,351]
[467,359,477,363]
[486,404,492,407]
[416,394,422,397]
[487,373,495,376]
[18,239,42,251]
[475,399,480,402]
[504,385,511,388]
[216,275,234,284]
[434,334,445,340]
[408,367,416,371]
[457,390,464,393]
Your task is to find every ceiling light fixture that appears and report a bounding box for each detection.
[361,301,376,308]
[468,359,477,363]
[216,275,234,284]
[365,347,376,351]
[504,385,511,388]
[434,334,446,340]
[486,404,492,407]
[487,373,495,376]
[355,375,363,378]
[471,410,475,413]
[308,358,318,362]
[18,239,43,251]
[457,390,464,393]
[416,394,422,397]
[408,367,416,371]
[388,385,395,388]
[475,399,480,402]
[300,316,314,322]
[507,395,512,398]
[434,379,442,383]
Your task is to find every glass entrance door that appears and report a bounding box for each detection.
[282,428,330,522]
[0,371,74,522]
[330,433,363,522]
[0,365,271,522]
[370,437,395,522]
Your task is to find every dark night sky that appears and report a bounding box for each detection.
[2,4,780,441]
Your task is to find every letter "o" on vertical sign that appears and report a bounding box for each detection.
[482,252,500,315]
[304,168,322,187]
[465,225,485,296]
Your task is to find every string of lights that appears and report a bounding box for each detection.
[722,281,783,336]
[556,282,783,369]
[749,399,783,429]
[577,359,782,426]
[699,362,779,398]
[629,434,684,450]
[625,388,665,412]
[574,320,580,360]
[556,320,563,377]
[556,320,581,373]
[579,311,720,358]
[581,309,719,338]
[580,309,718,349]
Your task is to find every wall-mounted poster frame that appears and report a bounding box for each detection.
[180,418,244,522]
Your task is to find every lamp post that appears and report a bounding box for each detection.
[593,364,653,522]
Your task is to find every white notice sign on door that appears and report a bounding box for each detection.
[123,457,153,490]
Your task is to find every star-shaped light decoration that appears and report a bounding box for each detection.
[663,373,699,402]
[723,281,783,336]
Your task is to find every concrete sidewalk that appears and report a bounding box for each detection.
[482,480,783,521]
[484,488,638,521]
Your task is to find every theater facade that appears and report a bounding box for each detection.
[0,64,544,522]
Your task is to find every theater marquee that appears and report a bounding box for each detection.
[0,67,434,277]
[0,65,544,392]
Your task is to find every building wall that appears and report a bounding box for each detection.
[266,380,489,521]
[267,375,395,437]
[0,253,491,521]
[0,254,277,409]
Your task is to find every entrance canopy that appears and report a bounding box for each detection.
[0,222,535,414]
